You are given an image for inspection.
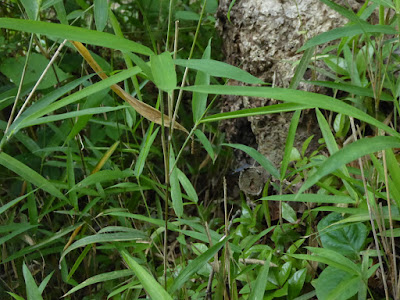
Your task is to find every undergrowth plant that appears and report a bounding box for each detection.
[0,0,400,299]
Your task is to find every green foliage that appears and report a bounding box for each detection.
[0,0,399,299]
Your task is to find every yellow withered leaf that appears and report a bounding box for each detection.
[71,41,188,134]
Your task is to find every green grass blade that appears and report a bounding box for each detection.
[289,46,315,89]
[134,127,159,177]
[169,236,227,294]
[174,59,264,84]
[0,18,153,55]
[0,152,66,200]
[298,24,396,52]
[222,143,280,179]
[23,262,44,300]
[151,52,177,93]
[319,0,368,24]
[38,271,54,294]
[2,223,83,263]
[170,149,183,218]
[281,110,301,180]
[309,81,393,101]
[61,231,147,263]
[120,249,173,300]
[177,168,199,203]
[20,0,41,20]
[0,188,37,215]
[183,85,400,138]
[259,194,355,204]
[201,103,310,123]
[63,270,134,297]
[298,136,400,195]
[22,106,125,127]
[94,0,108,32]
[70,169,134,192]
[248,252,272,300]
[193,39,211,122]
[194,129,215,161]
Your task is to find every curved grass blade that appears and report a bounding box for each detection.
[134,127,159,177]
[0,152,66,200]
[120,249,173,300]
[222,143,280,179]
[0,188,37,215]
[94,0,108,32]
[174,59,264,84]
[177,168,199,203]
[69,169,134,192]
[182,85,400,138]
[194,129,215,162]
[289,46,315,89]
[0,18,153,55]
[63,270,134,297]
[60,232,147,263]
[298,136,400,195]
[169,236,227,294]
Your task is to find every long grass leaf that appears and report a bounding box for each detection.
[183,85,400,138]
[248,252,272,300]
[298,136,400,195]
[259,194,355,204]
[63,270,134,297]
[23,262,44,300]
[174,59,264,84]
[281,110,301,180]
[169,237,227,294]
[223,143,280,179]
[0,18,153,55]
[120,249,173,300]
[0,152,66,200]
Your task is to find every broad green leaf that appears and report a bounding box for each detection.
[194,129,215,161]
[120,249,173,300]
[315,266,360,300]
[151,52,177,93]
[281,110,301,180]
[177,168,199,203]
[260,194,355,204]
[0,152,66,200]
[288,269,307,299]
[249,252,272,300]
[20,0,41,20]
[70,169,134,192]
[223,143,280,179]
[0,53,70,90]
[170,148,183,217]
[169,237,227,294]
[61,231,147,263]
[0,18,153,56]
[94,0,108,32]
[202,103,310,123]
[192,39,211,122]
[6,293,25,300]
[317,213,368,259]
[63,270,134,297]
[174,59,264,84]
[299,136,400,194]
[23,262,44,300]
[299,24,396,52]
[54,1,68,24]
[182,85,400,138]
